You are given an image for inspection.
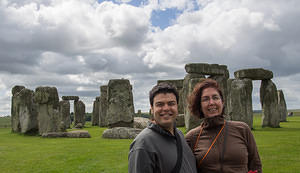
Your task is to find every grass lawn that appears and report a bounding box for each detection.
[1,114,300,173]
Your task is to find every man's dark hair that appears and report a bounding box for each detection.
[149,82,179,106]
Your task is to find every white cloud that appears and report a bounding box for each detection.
[1,0,300,116]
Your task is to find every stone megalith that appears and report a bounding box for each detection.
[176,114,185,127]
[185,63,229,76]
[74,100,85,127]
[210,74,229,115]
[227,79,253,128]
[182,72,205,132]
[260,80,280,128]
[62,96,79,101]
[106,79,135,128]
[184,63,230,114]
[99,85,108,127]
[11,85,38,134]
[184,78,205,131]
[157,79,184,114]
[277,90,287,122]
[234,68,273,80]
[183,63,229,131]
[92,96,100,126]
[59,100,71,129]
[11,85,25,133]
[134,117,150,129]
[35,86,60,135]
[102,127,142,139]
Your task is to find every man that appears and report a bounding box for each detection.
[128,82,197,173]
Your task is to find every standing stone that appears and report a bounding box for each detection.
[35,86,60,135]
[74,100,86,127]
[157,80,184,114]
[99,85,108,127]
[11,86,38,134]
[209,74,229,115]
[59,100,71,129]
[182,73,205,132]
[11,86,25,133]
[227,79,253,128]
[107,79,135,128]
[184,78,205,132]
[277,90,287,122]
[92,97,100,126]
[176,114,185,127]
[136,110,142,117]
[260,80,280,128]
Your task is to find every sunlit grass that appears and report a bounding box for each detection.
[1,114,300,172]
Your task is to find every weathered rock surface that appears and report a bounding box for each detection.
[92,97,100,126]
[184,77,205,131]
[134,117,150,129]
[210,75,229,114]
[73,123,83,129]
[277,90,287,122]
[42,130,91,138]
[234,68,273,80]
[11,86,38,134]
[74,100,85,127]
[62,96,79,101]
[59,100,71,129]
[185,63,229,77]
[35,86,60,135]
[106,79,134,128]
[102,127,142,139]
[99,85,108,127]
[227,79,253,128]
[176,114,185,127]
[260,80,280,128]
[11,86,24,132]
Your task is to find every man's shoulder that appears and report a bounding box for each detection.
[131,128,155,146]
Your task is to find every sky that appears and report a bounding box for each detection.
[1,0,300,116]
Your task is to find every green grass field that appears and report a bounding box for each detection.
[0,114,300,173]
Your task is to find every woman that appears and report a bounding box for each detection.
[185,79,262,173]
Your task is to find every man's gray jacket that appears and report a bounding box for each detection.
[128,122,197,173]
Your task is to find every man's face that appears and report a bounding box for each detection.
[151,93,178,132]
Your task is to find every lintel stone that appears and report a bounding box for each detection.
[185,63,229,77]
[234,68,273,80]
[157,79,184,89]
[62,96,79,101]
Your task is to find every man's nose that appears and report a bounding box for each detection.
[162,104,170,110]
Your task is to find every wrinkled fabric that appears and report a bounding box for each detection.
[186,115,262,173]
[128,122,197,173]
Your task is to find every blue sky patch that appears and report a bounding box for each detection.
[151,8,180,30]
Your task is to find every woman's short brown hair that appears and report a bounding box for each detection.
[188,78,224,119]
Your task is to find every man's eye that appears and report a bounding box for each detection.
[155,103,164,107]
[168,102,176,106]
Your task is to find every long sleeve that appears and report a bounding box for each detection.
[246,126,262,173]
[128,148,156,173]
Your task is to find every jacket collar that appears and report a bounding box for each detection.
[201,114,225,129]
[147,122,176,138]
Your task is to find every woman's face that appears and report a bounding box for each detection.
[200,87,224,118]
